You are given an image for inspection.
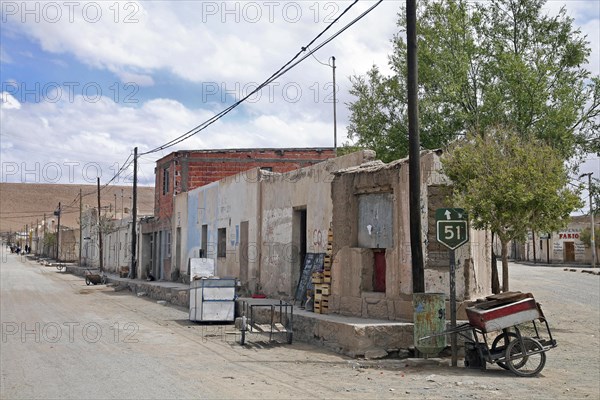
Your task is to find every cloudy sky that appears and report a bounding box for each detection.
[0,1,598,210]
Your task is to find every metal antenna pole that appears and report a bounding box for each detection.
[332,56,337,154]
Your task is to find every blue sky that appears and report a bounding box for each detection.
[0,0,598,211]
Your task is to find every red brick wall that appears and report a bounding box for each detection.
[154,148,335,220]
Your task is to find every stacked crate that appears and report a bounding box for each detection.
[313,228,333,314]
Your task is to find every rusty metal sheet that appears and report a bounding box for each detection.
[414,293,447,355]
[357,193,393,249]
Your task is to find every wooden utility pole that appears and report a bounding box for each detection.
[407,0,424,293]
[581,173,596,267]
[532,231,536,263]
[130,147,138,279]
[42,213,46,256]
[79,188,83,267]
[56,203,61,260]
[97,178,104,272]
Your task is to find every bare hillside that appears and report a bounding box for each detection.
[0,183,155,233]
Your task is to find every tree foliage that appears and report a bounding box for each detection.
[580,226,600,250]
[43,232,56,248]
[590,178,600,216]
[346,0,599,163]
[442,127,581,290]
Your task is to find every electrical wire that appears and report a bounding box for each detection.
[3,1,383,229]
[140,0,382,156]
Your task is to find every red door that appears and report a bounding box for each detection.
[373,250,386,293]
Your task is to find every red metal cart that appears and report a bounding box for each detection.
[421,291,557,377]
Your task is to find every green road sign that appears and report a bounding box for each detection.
[436,208,469,250]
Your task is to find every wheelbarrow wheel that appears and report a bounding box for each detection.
[506,337,546,377]
[85,277,92,286]
[492,331,519,370]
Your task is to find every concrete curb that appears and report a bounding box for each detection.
[563,268,600,276]
[63,265,190,307]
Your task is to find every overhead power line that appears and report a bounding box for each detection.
[140,0,383,156]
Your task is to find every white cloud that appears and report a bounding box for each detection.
[0,46,12,64]
[0,92,21,109]
[0,92,338,184]
[2,1,399,85]
[1,0,597,188]
[115,70,155,87]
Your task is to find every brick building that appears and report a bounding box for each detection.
[142,148,336,281]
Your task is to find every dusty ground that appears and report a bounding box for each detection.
[1,252,598,399]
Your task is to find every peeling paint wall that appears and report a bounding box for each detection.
[181,171,260,292]
[259,151,375,297]
[174,151,374,296]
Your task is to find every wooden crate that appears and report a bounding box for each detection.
[323,270,331,283]
[315,284,330,296]
[311,271,323,284]
[314,298,330,314]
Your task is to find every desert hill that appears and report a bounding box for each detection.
[0,183,155,233]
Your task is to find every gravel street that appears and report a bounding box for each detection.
[1,252,599,400]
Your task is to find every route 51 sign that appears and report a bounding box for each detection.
[436,208,469,250]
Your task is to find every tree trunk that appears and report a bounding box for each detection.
[501,239,509,292]
[491,250,500,294]
[491,232,500,294]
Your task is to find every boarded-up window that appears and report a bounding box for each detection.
[358,193,393,249]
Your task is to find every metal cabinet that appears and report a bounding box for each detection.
[189,278,236,322]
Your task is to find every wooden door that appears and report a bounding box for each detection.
[564,242,575,262]
[373,250,386,293]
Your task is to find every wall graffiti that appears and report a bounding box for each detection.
[312,229,323,251]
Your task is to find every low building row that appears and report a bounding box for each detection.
[135,149,491,320]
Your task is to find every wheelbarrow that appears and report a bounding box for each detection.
[420,292,557,377]
[85,269,107,285]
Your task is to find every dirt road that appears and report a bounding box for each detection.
[1,253,598,399]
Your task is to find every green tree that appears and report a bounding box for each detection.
[346,0,599,162]
[442,127,581,291]
[42,232,56,258]
[580,226,599,250]
[591,178,600,216]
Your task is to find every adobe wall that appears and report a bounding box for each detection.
[259,151,375,298]
[330,151,492,321]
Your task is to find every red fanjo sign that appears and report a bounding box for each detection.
[559,233,580,239]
